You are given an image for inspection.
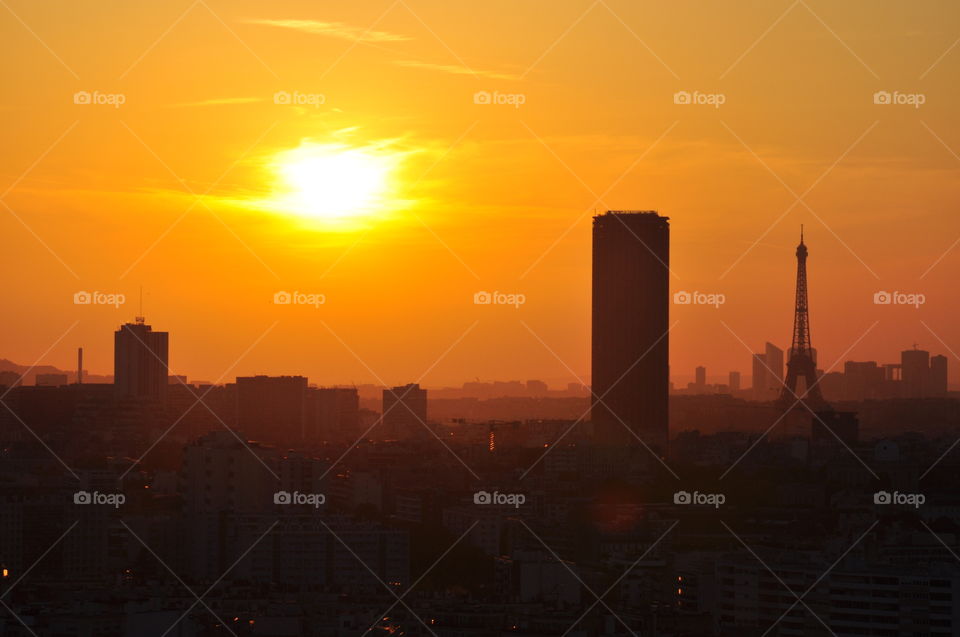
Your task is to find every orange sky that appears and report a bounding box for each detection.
[1,0,959,387]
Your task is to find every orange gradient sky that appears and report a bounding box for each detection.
[1,0,959,387]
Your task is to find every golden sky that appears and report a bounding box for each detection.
[2,0,959,387]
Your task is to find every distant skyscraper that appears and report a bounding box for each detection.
[930,354,948,397]
[591,211,669,452]
[901,349,931,398]
[729,371,741,392]
[695,366,706,387]
[114,318,169,401]
[752,353,768,399]
[382,383,428,440]
[306,387,360,442]
[765,342,784,392]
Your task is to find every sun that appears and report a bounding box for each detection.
[268,142,400,222]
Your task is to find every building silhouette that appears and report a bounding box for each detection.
[237,375,308,442]
[35,373,67,387]
[931,354,948,396]
[591,211,670,452]
[382,383,428,440]
[114,317,169,401]
[900,349,949,398]
[306,387,360,442]
[695,366,706,388]
[751,343,784,400]
[729,371,741,392]
[901,348,930,398]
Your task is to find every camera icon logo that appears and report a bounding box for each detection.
[673,91,691,105]
[73,91,92,105]
[673,490,691,504]
[74,491,92,504]
[273,291,292,305]
[873,91,892,105]
[473,490,492,504]
[474,291,492,305]
[273,91,292,105]
[673,291,692,305]
[273,491,292,505]
[473,91,492,105]
[873,291,891,305]
[874,490,891,504]
[74,291,92,305]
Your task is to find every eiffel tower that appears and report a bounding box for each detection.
[780,226,828,409]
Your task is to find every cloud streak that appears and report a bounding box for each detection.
[393,60,520,81]
[167,97,264,108]
[245,18,411,43]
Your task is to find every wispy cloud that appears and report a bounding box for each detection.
[167,97,264,108]
[393,60,520,81]
[245,18,411,43]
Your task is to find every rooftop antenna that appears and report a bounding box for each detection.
[800,224,804,244]
[135,286,145,325]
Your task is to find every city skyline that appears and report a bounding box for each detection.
[4,3,960,634]
[6,220,957,390]
[2,1,959,387]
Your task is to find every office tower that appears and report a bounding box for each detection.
[901,349,931,398]
[695,366,706,388]
[930,354,948,397]
[764,342,784,392]
[729,371,741,392]
[752,353,768,399]
[236,375,308,441]
[780,228,827,408]
[114,317,169,401]
[382,383,428,440]
[306,387,360,442]
[591,211,669,451]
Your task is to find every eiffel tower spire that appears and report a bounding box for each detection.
[781,226,827,407]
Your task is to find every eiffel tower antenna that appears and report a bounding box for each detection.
[780,226,827,408]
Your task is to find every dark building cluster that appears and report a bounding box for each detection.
[0,212,959,635]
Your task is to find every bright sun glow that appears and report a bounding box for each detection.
[269,142,399,222]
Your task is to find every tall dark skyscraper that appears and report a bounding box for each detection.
[591,211,670,452]
[114,317,169,401]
